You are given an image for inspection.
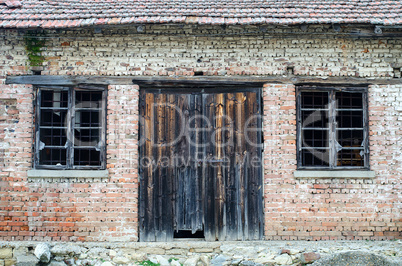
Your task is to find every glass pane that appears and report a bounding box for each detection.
[301,91,329,109]
[40,128,67,146]
[301,110,328,128]
[337,130,364,147]
[337,110,363,128]
[74,129,100,146]
[336,91,363,109]
[75,91,102,105]
[337,149,364,167]
[40,110,68,127]
[301,149,329,167]
[74,149,101,166]
[75,110,100,127]
[39,148,66,165]
[41,90,68,108]
[302,129,329,148]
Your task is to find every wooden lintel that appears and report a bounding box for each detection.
[5,75,402,87]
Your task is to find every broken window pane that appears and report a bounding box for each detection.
[298,88,367,169]
[74,148,101,166]
[40,128,67,146]
[337,129,364,147]
[337,149,364,167]
[74,129,100,145]
[41,90,68,108]
[39,148,66,166]
[302,129,329,148]
[36,87,105,169]
[40,109,68,127]
[301,149,330,167]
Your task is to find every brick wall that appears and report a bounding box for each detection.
[262,83,401,240]
[0,84,139,241]
[1,25,401,78]
[0,24,401,241]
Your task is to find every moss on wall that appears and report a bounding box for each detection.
[24,31,47,68]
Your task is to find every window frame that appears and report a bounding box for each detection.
[296,86,369,170]
[34,85,107,170]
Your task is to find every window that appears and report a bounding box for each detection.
[297,86,369,169]
[34,86,106,169]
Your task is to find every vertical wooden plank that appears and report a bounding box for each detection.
[224,93,237,240]
[244,91,263,240]
[235,92,247,240]
[161,93,173,241]
[203,93,216,241]
[139,91,155,241]
[165,93,177,239]
[214,93,226,240]
[194,93,204,232]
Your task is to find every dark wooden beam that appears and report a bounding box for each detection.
[5,75,402,87]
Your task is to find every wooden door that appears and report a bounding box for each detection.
[139,88,263,241]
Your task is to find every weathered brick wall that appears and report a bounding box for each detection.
[262,84,401,240]
[0,24,401,241]
[0,84,139,241]
[1,25,401,78]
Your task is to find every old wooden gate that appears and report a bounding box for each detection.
[139,87,263,241]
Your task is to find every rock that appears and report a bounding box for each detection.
[301,252,321,264]
[0,260,4,266]
[79,253,88,259]
[51,244,82,256]
[211,255,228,266]
[274,254,292,265]
[155,255,169,266]
[4,259,16,266]
[240,261,263,266]
[200,255,210,266]
[113,256,130,264]
[280,249,290,255]
[101,262,114,266]
[109,250,117,257]
[0,248,13,259]
[253,256,275,265]
[34,243,51,263]
[320,248,330,253]
[15,254,39,266]
[171,260,181,266]
[87,247,109,258]
[289,249,300,255]
[48,262,68,266]
[184,256,200,266]
[64,258,75,265]
[231,258,243,265]
[53,256,65,262]
[311,251,399,266]
[130,253,147,262]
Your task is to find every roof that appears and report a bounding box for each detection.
[0,0,401,29]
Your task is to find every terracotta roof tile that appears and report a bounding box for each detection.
[0,0,401,29]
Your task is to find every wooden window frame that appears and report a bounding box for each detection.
[34,85,107,170]
[296,86,369,170]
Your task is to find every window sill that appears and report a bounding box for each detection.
[293,170,375,179]
[27,169,109,178]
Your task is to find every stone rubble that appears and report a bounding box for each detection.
[34,243,51,263]
[0,240,400,266]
